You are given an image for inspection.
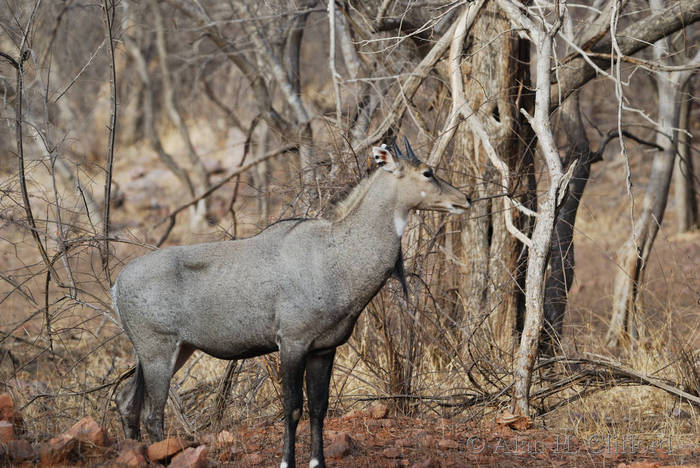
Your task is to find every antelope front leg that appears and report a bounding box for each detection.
[279,342,307,468]
[305,349,335,468]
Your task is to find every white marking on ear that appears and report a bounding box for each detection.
[420,191,426,198]
[394,211,408,237]
[280,462,288,468]
[309,459,320,468]
[372,145,401,173]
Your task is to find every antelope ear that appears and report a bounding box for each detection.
[372,145,402,173]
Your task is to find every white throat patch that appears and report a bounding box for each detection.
[394,211,408,237]
[309,459,320,468]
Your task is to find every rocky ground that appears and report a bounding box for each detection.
[1,393,698,467]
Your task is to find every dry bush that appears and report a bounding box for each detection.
[1,0,698,455]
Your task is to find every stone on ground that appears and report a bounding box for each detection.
[325,432,355,458]
[65,416,110,447]
[0,420,15,442]
[146,437,192,462]
[167,445,208,468]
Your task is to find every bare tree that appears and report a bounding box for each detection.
[607,0,699,347]
[673,81,698,233]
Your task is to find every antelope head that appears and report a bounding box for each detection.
[372,137,471,215]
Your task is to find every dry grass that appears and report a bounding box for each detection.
[1,132,698,455]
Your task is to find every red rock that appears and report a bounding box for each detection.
[146,437,192,462]
[39,434,77,466]
[369,402,389,419]
[326,432,354,458]
[120,439,146,451]
[218,443,245,462]
[198,433,216,446]
[65,416,110,447]
[114,440,147,468]
[241,452,265,465]
[0,420,14,442]
[411,457,439,468]
[0,393,23,430]
[5,439,34,462]
[0,394,15,418]
[115,448,147,468]
[168,445,208,468]
[383,447,401,458]
[496,410,532,431]
[437,438,460,450]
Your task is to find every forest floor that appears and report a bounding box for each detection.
[206,411,700,468]
[2,393,699,467]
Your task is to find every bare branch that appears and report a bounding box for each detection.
[427,0,485,167]
[552,0,700,110]
[352,15,460,155]
[101,0,118,283]
[155,145,295,230]
[13,49,59,281]
[165,0,291,134]
[329,0,343,131]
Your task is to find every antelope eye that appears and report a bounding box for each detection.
[423,169,433,178]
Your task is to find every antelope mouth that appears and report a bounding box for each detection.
[447,200,470,214]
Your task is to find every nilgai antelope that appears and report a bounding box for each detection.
[113,138,470,468]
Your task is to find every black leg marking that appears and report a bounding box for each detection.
[305,349,335,468]
[279,342,307,468]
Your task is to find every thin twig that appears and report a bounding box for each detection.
[155,145,295,229]
[227,114,261,239]
[594,129,665,159]
[328,0,343,131]
[11,49,60,281]
[101,0,118,284]
[585,51,700,72]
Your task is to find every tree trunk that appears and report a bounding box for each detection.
[507,21,565,417]
[607,0,699,346]
[673,82,698,232]
[540,92,600,356]
[607,76,688,347]
[455,1,535,351]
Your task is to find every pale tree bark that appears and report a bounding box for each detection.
[607,0,699,347]
[495,0,586,417]
[445,0,536,351]
[540,92,600,356]
[539,3,608,356]
[673,82,698,232]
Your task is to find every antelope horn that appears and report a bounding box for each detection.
[391,137,405,160]
[404,136,419,162]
